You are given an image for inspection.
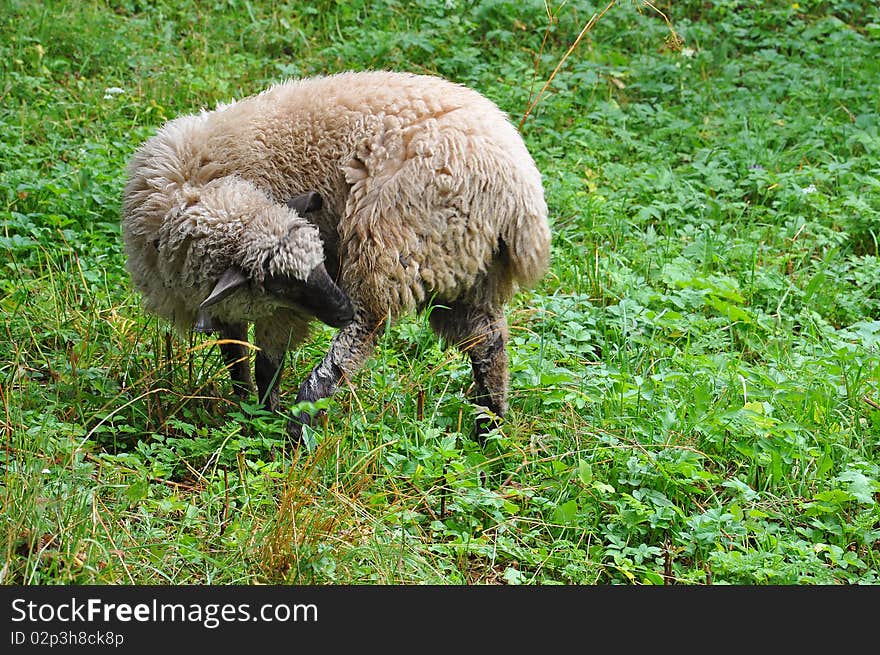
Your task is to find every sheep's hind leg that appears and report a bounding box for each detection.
[217,321,253,401]
[429,302,509,440]
[288,309,384,443]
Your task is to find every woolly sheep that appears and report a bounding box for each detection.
[122,70,551,442]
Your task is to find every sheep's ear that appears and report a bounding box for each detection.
[286,191,323,215]
[201,267,249,309]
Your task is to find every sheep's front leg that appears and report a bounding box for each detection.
[217,321,253,400]
[255,349,284,412]
[288,309,383,443]
[254,321,290,413]
[430,303,509,440]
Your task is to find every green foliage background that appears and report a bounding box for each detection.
[1,0,879,584]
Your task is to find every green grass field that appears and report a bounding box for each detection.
[2,0,879,585]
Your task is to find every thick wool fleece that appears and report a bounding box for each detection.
[127,71,550,321]
[122,115,323,330]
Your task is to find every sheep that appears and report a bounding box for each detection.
[122,70,551,442]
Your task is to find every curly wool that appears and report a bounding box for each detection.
[157,70,551,319]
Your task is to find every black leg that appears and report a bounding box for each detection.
[255,349,284,412]
[251,315,312,418]
[217,322,253,400]
[469,324,509,439]
[429,302,509,440]
[289,308,383,443]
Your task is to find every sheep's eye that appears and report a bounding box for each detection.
[264,277,304,302]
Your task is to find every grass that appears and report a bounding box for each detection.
[1,0,879,585]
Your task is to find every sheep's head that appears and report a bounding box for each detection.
[200,190,354,329]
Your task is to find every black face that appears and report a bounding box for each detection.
[264,264,354,328]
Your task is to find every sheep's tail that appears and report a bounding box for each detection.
[501,199,552,291]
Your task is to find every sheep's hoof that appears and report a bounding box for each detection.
[232,384,254,402]
[473,412,502,443]
[286,415,307,446]
[287,409,329,449]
